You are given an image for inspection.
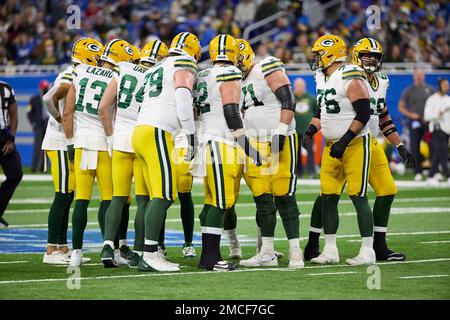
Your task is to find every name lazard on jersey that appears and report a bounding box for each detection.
[314,64,370,141]
[72,64,117,150]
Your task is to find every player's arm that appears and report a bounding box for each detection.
[379,107,415,168]
[62,83,76,162]
[265,69,296,153]
[174,69,196,161]
[330,78,370,158]
[221,80,263,166]
[3,99,18,156]
[98,79,117,137]
[43,83,70,123]
[98,78,118,157]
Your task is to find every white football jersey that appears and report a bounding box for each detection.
[113,62,149,152]
[195,64,242,146]
[315,64,370,140]
[241,56,295,141]
[72,64,115,151]
[366,72,389,137]
[137,55,197,136]
[42,65,73,151]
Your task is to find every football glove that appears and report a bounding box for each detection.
[302,124,318,150]
[106,135,113,158]
[397,144,415,168]
[329,130,356,159]
[184,134,198,162]
[236,134,262,167]
[67,144,75,164]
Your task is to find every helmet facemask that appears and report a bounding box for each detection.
[308,51,323,71]
[359,52,383,73]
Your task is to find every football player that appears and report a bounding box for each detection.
[303,38,415,262]
[62,39,135,266]
[194,34,262,271]
[302,34,375,265]
[132,32,200,272]
[42,38,102,264]
[98,40,169,268]
[236,39,304,269]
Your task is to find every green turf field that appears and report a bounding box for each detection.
[1,177,449,300]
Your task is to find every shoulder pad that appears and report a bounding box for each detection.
[216,65,242,82]
[260,56,284,77]
[341,64,366,80]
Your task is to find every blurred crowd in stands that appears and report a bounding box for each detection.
[0,0,449,67]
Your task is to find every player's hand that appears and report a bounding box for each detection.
[397,144,415,168]
[301,132,312,150]
[184,134,198,162]
[236,134,263,167]
[329,140,347,159]
[106,136,113,158]
[2,141,15,156]
[302,124,318,149]
[67,144,75,164]
[271,134,286,154]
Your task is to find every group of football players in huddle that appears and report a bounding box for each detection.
[40,30,415,272]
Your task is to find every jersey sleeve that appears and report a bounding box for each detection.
[4,83,16,104]
[342,65,366,92]
[215,65,242,82]
[112,64,121,81]
[260,56,285,77]
[173,55,198,74]
[60,66,74,84]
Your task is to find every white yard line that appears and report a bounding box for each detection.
[0,258,448,285]
[308,271,357,276]
[0,260,28,265]
[399,274,449,279]
[420,240,450,244]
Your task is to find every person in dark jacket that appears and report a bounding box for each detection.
[27,80,50,172]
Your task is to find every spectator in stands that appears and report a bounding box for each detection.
[14,32,35,64]
[255,0,278,22]
[385,44,403,63]
[37,39,58,65]
[234,0,256,28]
[294,78,318,177]
[292,33,310,63]
[254,42,269,62]
[27,80,49,173]
[424,78,450,185]
[0,80,23,228]
[215,9,240,38]
[398,68,435,181]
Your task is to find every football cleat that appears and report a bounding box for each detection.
[303,242,321,261]
[229,240,242,260]
[43,251,69,265]
[376,249,406,262]
[61,250,91,264]
[213,261,238,272]
[288,248,305,269]
[310,244,340,264]
[101,244,117,268]
[182,246,196,258]
[120,245,140,262]
[138,252,180,272]
[345,246,376,266]
[199,260,238,272]
[128,252,141,268]
[157,250,180,268]
[69,249,83,267]
[240,251,278,267]
[114,249,131,266]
